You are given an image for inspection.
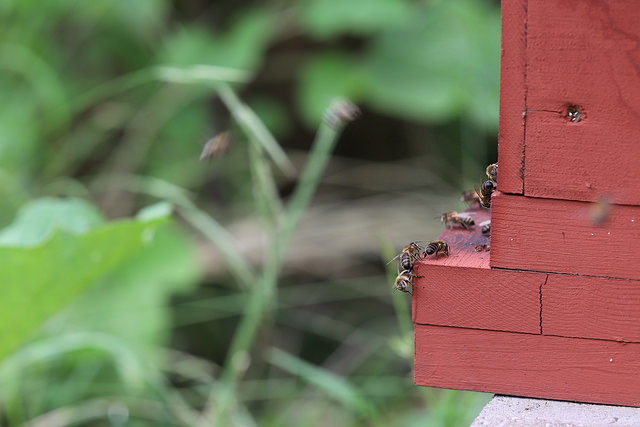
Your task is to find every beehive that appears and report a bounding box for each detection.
[413,0,640,406]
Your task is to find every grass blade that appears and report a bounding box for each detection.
[216,82,296,177]
[266,347,377,418]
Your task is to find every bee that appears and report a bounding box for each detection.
[393,270,413,294]
[460,190,481,207]
[474,244,490,252]
[441,211,475,230]
[476,179,496,208]
[486,163,498,182]
[397,242,422,272]
[388,242,422,272]
[479,220,491,235]
[199,131,235,160]
[423,239,449,257]
[590,196,611,226]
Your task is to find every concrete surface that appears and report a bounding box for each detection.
[471,395,640,427]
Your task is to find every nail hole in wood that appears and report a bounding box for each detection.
[566,105,583,123]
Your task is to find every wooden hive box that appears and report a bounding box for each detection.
[413,0,640,407]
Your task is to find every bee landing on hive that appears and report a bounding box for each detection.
[441,211,475,230]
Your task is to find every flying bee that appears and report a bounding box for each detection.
[478,220,491,235]
[423,239,450,258]
[460,190,481,207]
[476,179,496,208]
[393,270,413,294]
[590,196,611,226]
[441,211,475,230]
[199,131,235,160]
[486,163,498,182]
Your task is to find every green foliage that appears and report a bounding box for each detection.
[299,0,500,129]
[300,0,411,38]
[159,11,274,70]
[267,347,378,418]
[0,198,172,363]
[0,0,498,424]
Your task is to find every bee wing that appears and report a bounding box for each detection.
[452,212,473,219]
[478,220,491,227]
[385,254,401,265]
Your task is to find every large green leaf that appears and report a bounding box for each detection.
[159,10,274,71]
[0,198,170,361]
[47,224,201,354]
[361,0,500,129]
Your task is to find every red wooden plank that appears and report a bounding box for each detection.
[413,263,543,334]
[543,275,640,343]
[490,192,640,280]
[522,0,640,205]
[497,0,526,194]
[414,324,640,407]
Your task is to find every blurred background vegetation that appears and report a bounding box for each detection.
[0,0,500,425]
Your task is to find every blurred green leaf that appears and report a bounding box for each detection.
[300,0,410,39]
[0,198,170,362]
[0,198,103,247]
[47,225,201,355]
[361,0,500,129]
[297,53,365,126]
[159,10,274,71]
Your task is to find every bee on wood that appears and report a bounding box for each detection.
[199,131,235,160]
[474,244,490,252]
[387,242,422,273]
[486,163,498,182]
[423,239,449,257]
[460,190,481,207]
[479,220,491,235]
[441,211,475,230]
[393,270,413,294]
[476,179,496,208]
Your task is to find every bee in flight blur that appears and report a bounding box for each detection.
[200,131,235,160]
[486,162,498,182]
[479,220,491,235]
[423,239,449,258]
[476,179,496,208]
[441,211,475,230]
[460,190,481,207]
[393,270,414,294]
[388,242,422,273]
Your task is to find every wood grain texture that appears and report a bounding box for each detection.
[490,192,640,280]
[543,274,640,343]
[415,324,640,407]
[522,0,640,205]
[413,263,543,334]
[496,0,526,194]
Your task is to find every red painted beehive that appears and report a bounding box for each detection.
[413,0,640,406]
